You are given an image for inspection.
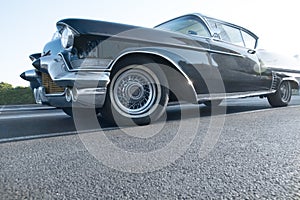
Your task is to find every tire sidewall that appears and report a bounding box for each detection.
[280,81,292,104]
[104,57,169,125]
[268,81,292,107]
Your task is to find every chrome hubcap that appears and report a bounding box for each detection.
[113,69,157,115]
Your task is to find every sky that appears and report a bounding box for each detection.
[1,0,300,86]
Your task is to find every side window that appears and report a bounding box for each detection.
[217,23,244,47]
[207,18,258,49]
[156,17,211,38]
[241,31,256,49]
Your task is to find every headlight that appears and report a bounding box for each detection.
[61,27,74,49]
[51,31,61,41]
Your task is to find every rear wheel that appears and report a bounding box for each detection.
[268,81,292,107]
[101,57,169,126]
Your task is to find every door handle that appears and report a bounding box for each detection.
[247,49,256,54]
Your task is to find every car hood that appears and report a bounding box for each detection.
[57,18,138,36]
[56,18,204,48]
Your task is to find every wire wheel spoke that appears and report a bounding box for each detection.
[280,82,290,102]
[113,68,157,115]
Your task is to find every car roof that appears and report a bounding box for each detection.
[156,13,258,40]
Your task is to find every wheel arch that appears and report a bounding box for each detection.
[281,77,299,90]
[272,71,300,91]
[109,50,198,103]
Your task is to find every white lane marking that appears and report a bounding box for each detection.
[225,104,300,117]
[1,103,299,143]
[0,127,117,144]
[0,112,66,120]
[0,130,78,143]
[0,106,55,112]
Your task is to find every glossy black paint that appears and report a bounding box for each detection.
[55,16,269,95]
[21,13,300,109]
[209,40,271,92]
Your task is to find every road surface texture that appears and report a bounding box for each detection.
[0,96,300,199]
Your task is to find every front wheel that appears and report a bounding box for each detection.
[101,57,169,126]
[267,81,292,107]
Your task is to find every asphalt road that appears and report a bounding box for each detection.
[0,96,300,199]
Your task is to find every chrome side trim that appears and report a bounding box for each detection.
[109,50,198,101]
[207,49,244,58]
[197,90,276,102]
[77,88,106,95]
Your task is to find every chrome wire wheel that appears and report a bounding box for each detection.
[101,56,169,126]
[279,81,291,103]
[268,81,291,107]
[110,65,161,118]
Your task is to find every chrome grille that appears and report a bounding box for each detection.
[42,73,64,94]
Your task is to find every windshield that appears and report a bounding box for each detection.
[156,16,211,38]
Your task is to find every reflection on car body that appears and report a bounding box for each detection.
[21,13,300,125]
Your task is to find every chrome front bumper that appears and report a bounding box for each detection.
[21,68,110,108]
[34,86,107,108]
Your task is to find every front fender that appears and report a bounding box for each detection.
[109,47,199,103]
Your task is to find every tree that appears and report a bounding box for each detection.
[0,82,35,105]
[0,82,13,90]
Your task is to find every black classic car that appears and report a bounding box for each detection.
[21,13,300,125]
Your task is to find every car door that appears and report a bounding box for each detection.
[155,15,218,94]
[207,20,270,93]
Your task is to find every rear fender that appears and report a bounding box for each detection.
[275,72,300,90]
